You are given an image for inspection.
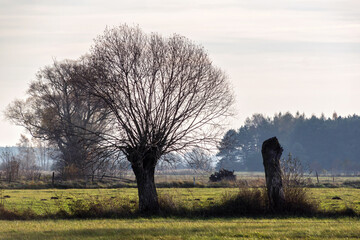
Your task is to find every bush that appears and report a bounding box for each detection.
[0,203,37,220]
[212,188,267,216]
[64,196,134,218]
[282,187,318,215]
[264,153,317,215]
[209,186,319,216]
[158,192,188,216]
[209,169,236,182]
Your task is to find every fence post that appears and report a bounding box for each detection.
[316,171,319,184]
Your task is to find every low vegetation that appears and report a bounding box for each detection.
[0,187,359,220]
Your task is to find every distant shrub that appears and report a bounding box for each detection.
[209,169,236,182]
[342,180,360,188]
[156,181,205,188]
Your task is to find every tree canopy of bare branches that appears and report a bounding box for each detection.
[81,25,234,212]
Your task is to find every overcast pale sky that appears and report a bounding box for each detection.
[0,0,359,146]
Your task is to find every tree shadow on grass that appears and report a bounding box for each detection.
[1,219,360,240]
[0,226,226,240]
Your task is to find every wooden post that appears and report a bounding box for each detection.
[262,137,285,212]
[52,172,55,187]
[315,171,320,184]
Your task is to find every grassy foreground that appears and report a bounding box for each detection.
[0,188,359,239]
[0,217,359,239]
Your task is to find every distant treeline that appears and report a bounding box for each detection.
[217,112,360,173]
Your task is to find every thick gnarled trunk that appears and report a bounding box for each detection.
[128,148,160,214]
[261,137,285,212]
[132,163,159,213]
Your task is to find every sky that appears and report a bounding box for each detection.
[0,0,359,146]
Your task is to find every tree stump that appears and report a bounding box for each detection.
[261,137,285,212]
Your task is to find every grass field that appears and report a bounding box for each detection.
[1,187,360,215]
[0,187,360,239]
[0,217,359,239]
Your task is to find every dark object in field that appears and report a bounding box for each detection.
[262,137,285,212]
[3,195,10,198]
[207,198,214,200]
[332,196,342,200]
[194,198,201,201]
[50,196,59,200]
[66,197,73,200]
[209,168,236,182]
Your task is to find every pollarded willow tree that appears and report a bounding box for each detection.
[82,25,234,212]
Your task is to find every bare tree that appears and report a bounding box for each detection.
[31,138,51,171]
[0,147,20,182]
[185,148,214,174]
[16,135,39,180]
[81,25,234,212]
[155,153,178,173]
[281,153,310,187]
[6,60,112,180]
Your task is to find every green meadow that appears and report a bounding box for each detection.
[0,187,359,239]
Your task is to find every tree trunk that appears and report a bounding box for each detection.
[129,149,160,214]
[261,137,285,212]
[132,163,159,213]
[316,171,319,184]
